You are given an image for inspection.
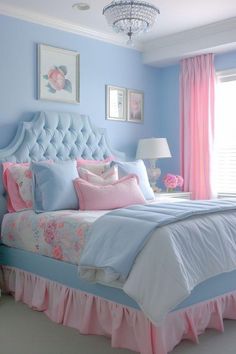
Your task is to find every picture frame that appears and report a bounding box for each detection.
[38,44,80,104]
[106,85,127,121]
[127,89,144,123]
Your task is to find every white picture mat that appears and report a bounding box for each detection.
[106,85,126,121]
[38,44,80,103]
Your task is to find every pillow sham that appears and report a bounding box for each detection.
[78,165,118,185]
[113,160,155,200]
[32,160,79,212]
[77,157,112,175]
[2,162,31,212]
[8,164,33,208]
[73,174,146,210]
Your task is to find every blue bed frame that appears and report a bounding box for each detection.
[1,111,236,318]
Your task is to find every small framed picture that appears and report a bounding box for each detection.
[127,89,144,123]
[38,44,80,104]
[106,85,127,121]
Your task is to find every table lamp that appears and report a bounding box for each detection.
[136,138,172,192]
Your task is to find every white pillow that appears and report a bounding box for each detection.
[114,160,155,200]
[78,166,118,185]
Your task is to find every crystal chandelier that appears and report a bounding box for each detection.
[103,0,160,45]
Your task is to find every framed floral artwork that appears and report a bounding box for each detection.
[127,89,144,123]
[106,85,127,121]
[38,44,80,104]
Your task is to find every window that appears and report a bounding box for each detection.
[215,70,236,195]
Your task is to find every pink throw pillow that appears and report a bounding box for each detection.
[73,174,146,210]
[77,157,113,175]
[78,166,118,185]
[2,162,30,212]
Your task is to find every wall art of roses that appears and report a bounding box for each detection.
[38,44,80,104]
[43,66,72,94]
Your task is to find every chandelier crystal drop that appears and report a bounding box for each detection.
[103,0,160,45]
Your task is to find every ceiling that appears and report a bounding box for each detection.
[1,0,236,42]
[1,0,236,66]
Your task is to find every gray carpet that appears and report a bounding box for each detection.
[1,295,236,354]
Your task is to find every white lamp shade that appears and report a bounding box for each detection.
[136,138,171,160]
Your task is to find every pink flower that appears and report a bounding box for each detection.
[44,221,57,244]
[176,175,184,187]
[163,174,178,189]
[24,169,32,179]
[130,93,141,115]
[76,228,84,238]
[48,68,65,91]
[52,245,63,260]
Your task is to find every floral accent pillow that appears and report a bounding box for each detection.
[77,157,113,175]
[9,165,33,208]
[78,166,118,185]
[2,162,31,212]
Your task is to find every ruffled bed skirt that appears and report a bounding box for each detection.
[2,266,236,354]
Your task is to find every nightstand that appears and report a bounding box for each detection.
[154,191,191,200]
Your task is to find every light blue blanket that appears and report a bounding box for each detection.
[79,199,236,281]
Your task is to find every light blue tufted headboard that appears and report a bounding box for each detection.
[0,111,125,226]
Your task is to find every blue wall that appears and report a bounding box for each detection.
[158,64,180,178]
[0,15,161,158]
[158,50,236,179]
[1,14,236,173]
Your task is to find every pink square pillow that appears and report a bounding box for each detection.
[73,174,146,210]
[77,157,113,175]
[78,165,118,185]
[2,162,30,212]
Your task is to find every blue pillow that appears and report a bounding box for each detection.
[113,160,154,200]
[31,160,79,212]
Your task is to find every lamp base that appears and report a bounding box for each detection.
[150,183,162,193]
[147,163,161,193]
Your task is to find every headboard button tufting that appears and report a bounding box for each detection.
[0,111,125,225]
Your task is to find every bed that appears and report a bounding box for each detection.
[1,111,236,354]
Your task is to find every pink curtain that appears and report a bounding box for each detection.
[180,54,215,200]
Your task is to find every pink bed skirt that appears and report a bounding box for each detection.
[2,266,236,354]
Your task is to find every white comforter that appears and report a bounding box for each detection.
[122,209,236,324]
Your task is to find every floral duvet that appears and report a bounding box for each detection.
[1,209,107,264]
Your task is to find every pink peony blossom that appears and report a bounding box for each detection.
[44,221,57,244]
[24,169,32,179]
[76,227,84,238]
[130,93,141,116]
[163,174,178,189]
[48,68,65,91]
[52,245,63,260]
[176,175,184,187]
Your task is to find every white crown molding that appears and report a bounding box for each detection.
[142,17,236,67]
[1,2,235,65]
[0,2,142,50]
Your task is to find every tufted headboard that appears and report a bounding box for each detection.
[0,111,125,225]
